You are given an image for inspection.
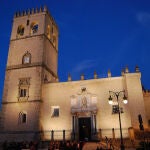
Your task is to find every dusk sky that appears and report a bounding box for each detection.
[0,0,150,102]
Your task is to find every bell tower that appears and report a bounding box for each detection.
[1,6,58,141]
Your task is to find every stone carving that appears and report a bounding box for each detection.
[71,87,97,113]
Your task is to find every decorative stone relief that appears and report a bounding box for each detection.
[71,87,97,113]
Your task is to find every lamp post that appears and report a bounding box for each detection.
[108,90,128,150]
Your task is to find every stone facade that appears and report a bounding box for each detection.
[0,6,150,142]
[143,91,150,123]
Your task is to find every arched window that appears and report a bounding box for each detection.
[18,77,30,101]
[19,112,27,124]
[53,35,56,47]
[22,51,31,64]
[47,25,51,39]
[30,22,38,34]
[17,25,24,36]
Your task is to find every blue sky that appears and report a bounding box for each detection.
[0,0,150,101]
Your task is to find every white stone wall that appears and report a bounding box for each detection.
[2,67,42,102]
[124,73,148,129]
[7,37,44,66]
[43,36,58,76]
[2,102,41,131]
[45,13,58,50]
[0,9,59,142]
[143,92,150,122]
[1,7,150,142]
[41,75,135,140]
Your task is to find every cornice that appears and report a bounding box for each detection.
[6,62,58,78]
[2,99,42,104]
[10,34,58,53]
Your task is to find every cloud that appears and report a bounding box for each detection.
[71,59,98,74]
[136,12,150,26]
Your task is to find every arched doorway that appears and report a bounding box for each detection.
[71,87,98,141]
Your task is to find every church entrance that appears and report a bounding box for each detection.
[78,117,91,141]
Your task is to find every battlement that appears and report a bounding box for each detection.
[14,6,49,18]
[66,65,141,82]
[13,5,58,34]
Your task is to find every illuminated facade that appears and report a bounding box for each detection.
[0,6,150,142]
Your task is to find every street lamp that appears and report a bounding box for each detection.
[108,90,128,150]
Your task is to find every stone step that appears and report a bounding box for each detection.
[82,142,106,150]
[82,142,136,150]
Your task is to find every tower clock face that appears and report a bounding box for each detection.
[24,56,30,63]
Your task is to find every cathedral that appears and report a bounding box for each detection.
[0,6,150,142]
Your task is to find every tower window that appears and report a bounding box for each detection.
[23,56,30,64]
[19,112,27,124]
[22,113,27,123]
[30,22,38,34]
[22,51,31,64]
[51,26,54,34]
[47,25,51,39]
[20,89,27,97]
[52,35,56,47]
[17,25,24,36]
[18,78,30,101]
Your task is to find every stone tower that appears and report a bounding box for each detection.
[1,6,58,141]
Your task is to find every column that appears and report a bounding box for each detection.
[51,130,54,141]
[63,130,65,141]
[94,114,97,133]
[91,114,94,134]
[72,115,75,140]
[91,113,97,134]
[75,114,78,140]
[128,127,134,140]
[112,128,115,140]
[99,128,102,139]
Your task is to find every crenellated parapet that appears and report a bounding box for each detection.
[121,65,140,74]
[13,6,58,32]
[14,6,49,18]
[67,65,141,82]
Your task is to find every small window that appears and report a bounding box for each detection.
[18,78,30,101]
[27,20,30,26]
[112,105,123,114]
[23,56,30,64]
[53,35,56,47]
[51,106,59,117]
[22,113,27,123]
[30,22,38,34]
[17,25,24,36]
[47,25,51,39]
[20,89,27,97]
[22,51,31,64]
[19,112,27,124]
[51,26,54,34]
